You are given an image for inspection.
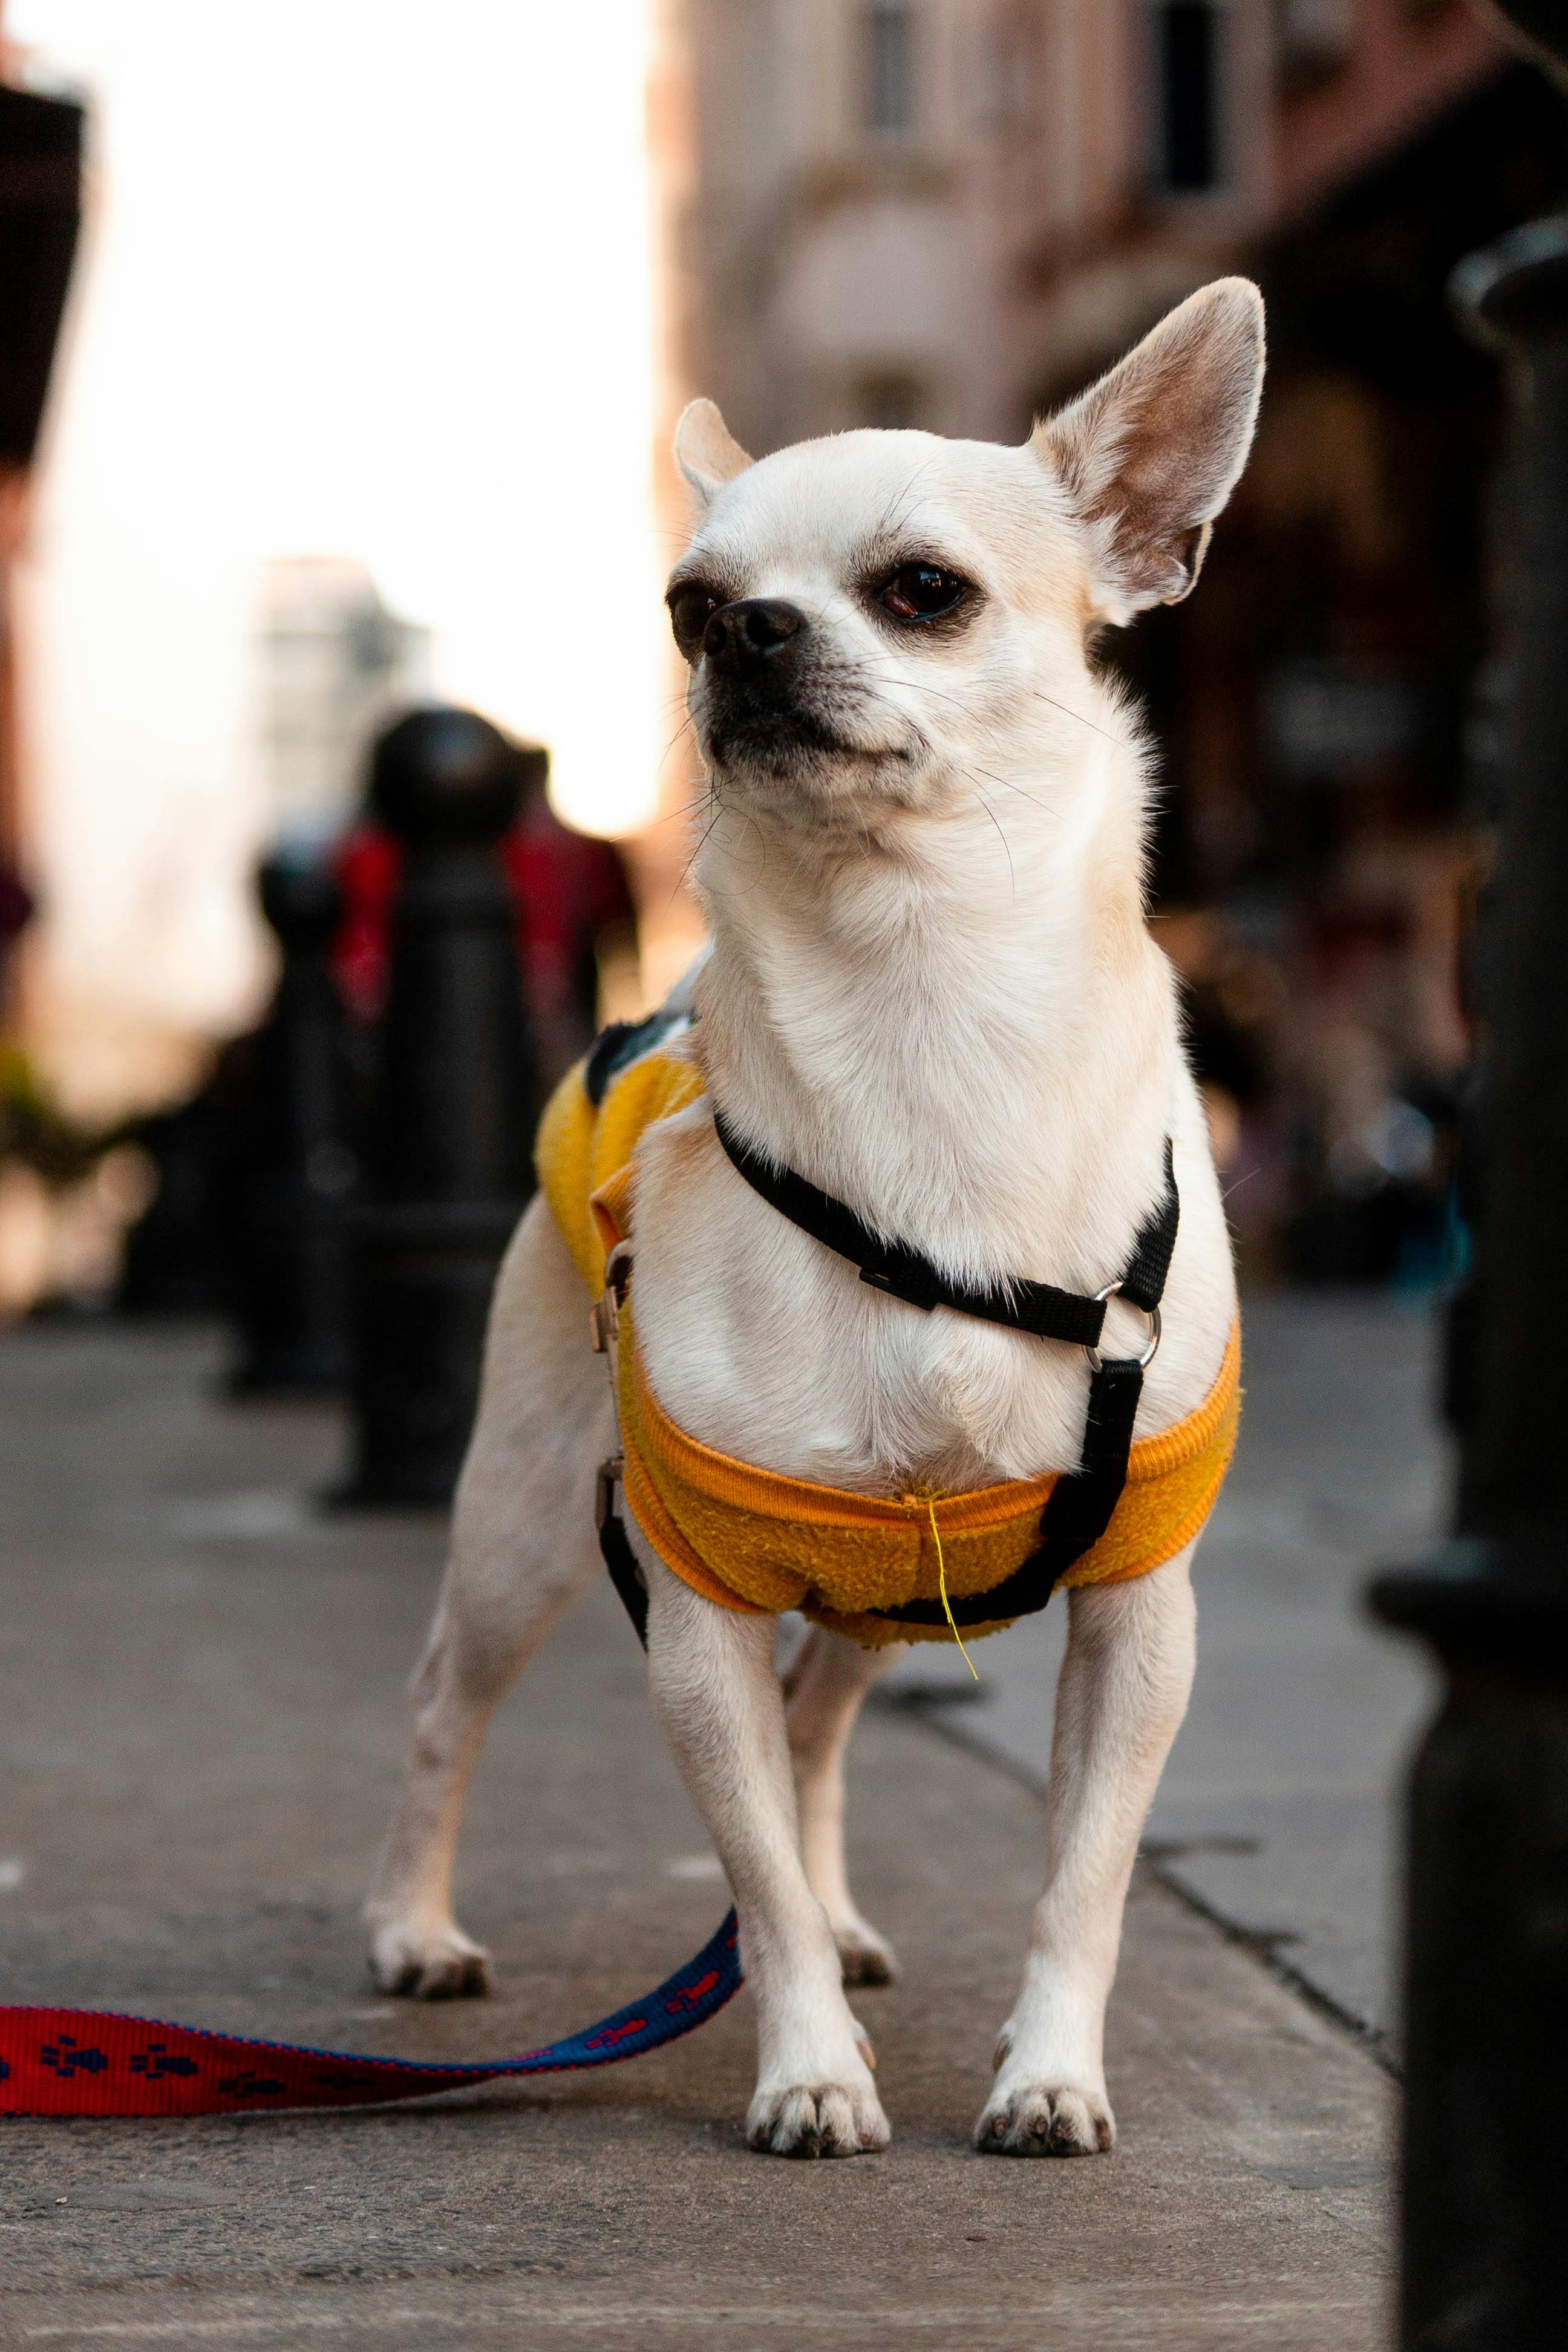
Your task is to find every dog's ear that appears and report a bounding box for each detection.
[1033,278,1264,622]
[674,398,755,504]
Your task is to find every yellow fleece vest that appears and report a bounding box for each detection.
[537,1045,1240,1645]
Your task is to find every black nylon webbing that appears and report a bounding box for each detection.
[712,1111,1112,1349]
[1118,1137,1178,1310]
[600,1501,650,1648]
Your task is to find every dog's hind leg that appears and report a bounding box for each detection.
[783,1628,906,1986]
[975,1547,1197,2156]
[641,1555,891,2157]
[365,1197,610,1999]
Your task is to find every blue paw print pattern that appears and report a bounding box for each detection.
[0,1912,743,2115]
[128,2045,199,2082]
[39,2037,108,2079]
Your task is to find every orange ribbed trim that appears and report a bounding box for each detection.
[619,1319,1241,1645]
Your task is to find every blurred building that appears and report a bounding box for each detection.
[678,0,1502,445]
[256,560,431,854]
[671,0,1564,1279]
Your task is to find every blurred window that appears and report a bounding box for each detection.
[974,10,1037,134]
[1151,0,1224,194]
[864,0,916,141]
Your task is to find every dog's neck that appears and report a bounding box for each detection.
[691,717,1178,1295]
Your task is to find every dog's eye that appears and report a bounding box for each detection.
[668,583,722,655]
[876,564,967,623]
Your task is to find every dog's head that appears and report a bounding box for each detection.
[667,279,1263,840]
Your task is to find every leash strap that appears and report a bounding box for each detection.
[0,1912,740,2117]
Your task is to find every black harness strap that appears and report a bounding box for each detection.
[597,1457,650,1650]
[713,1111,1111,1348]
[710,1122,1179,1632]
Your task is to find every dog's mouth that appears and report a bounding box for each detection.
[707,705,893,767]
[700,676,921,788]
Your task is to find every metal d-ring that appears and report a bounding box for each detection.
[1085,1284,1161,1374]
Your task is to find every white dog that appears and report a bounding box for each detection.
[366,279,1264,2160]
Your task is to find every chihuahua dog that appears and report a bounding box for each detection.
[366,279,1264,2158]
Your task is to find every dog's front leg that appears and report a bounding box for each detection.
[642,1553,891,2157]
[976,1547,1197,2157]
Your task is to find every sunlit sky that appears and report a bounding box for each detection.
[13,0,664,1056]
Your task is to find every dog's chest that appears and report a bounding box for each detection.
[631,1122,1127,1494]
[623,1056,1235,1500]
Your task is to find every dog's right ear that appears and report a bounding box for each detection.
[1033,278,1264,625]
[675,398,754,505]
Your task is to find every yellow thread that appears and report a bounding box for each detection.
[924,1491,979,1681]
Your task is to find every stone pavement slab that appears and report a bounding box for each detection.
[0,1323,1391,2351]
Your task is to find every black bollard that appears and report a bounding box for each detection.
[342,707,538,1507]
[223,854,358,1394]
[1369,24,1568,2344]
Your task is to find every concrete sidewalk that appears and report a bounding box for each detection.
[1,1324,1391,2351]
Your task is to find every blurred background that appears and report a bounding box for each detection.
[0,0,1560,1324]
[1,0,1560,1321]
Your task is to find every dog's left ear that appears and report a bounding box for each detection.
[1033,278,1264,623]
[675,398,755,505]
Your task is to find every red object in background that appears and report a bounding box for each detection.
[335,789,635,1081]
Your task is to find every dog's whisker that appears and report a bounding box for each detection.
[874,451,942,538]
[857,667,1012,761]
[1025,688,1122,745]
[702,802,771,899]
[671,794,728,903]
[960,771,1016,899]
[656,714,700,776]
[650,787,717,828]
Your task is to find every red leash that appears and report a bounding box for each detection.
[0,1912,741,2117]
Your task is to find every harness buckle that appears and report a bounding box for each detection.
[590,1241,635,1364]
[1085,1286,1161,1374]
[595,1454,625,1531]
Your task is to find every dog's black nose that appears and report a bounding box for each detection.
[702,598,806,675]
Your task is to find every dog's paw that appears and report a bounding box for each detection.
[974,2080,1115,2157]
[834,1921,900,1988]
[747,2077,890,2158]
[367,1917,491,2000]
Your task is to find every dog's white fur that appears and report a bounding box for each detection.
[367,281,1264,2159]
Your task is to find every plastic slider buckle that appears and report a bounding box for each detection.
[595,1454,624,1531]
[859,1259,939,1312]
[590,1241,635,1357]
